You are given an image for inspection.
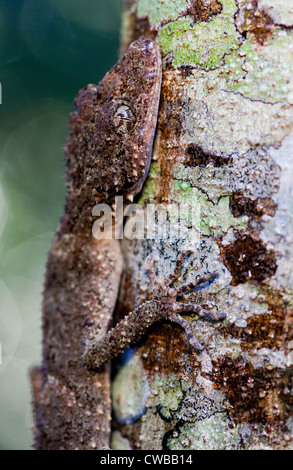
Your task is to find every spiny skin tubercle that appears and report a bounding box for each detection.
[84,251,226,370]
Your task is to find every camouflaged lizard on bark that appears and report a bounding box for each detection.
[31,38,225,450]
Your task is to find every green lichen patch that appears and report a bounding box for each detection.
[175,160,234,202]
[225,29,293,104]
[150,374,185,420]
[167,413,240,449]
[138,161,161,205]
[136,0,190,29]
[157,0,240,68]
[111,431,132,450]
[172,180,247,237]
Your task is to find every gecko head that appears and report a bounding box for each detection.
[66,38,162,205]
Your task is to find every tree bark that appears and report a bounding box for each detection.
[111,0,293,450]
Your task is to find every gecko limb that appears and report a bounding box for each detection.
[83,297,163,370]
[168,313,205,352]
[83,251,226,370]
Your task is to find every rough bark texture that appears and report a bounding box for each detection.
[111,0,293,450]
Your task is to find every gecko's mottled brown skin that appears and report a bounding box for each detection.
[32,39,162,450]
[66,38,162,215]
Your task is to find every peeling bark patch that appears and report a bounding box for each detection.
[212,357,292,426]
[159,81,187,139]
[140,323,200,375]
[179,65,195,78]
[155,80,189,203]
[236,0,275,46]
[220,234,277,285]
[185,143,233,167]
[227,308,292,350]
[188,0,222,23]
[229,191,277,218]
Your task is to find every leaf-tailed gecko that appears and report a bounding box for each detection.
[30,39,225,450]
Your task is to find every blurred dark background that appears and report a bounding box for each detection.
[0,0,122,449]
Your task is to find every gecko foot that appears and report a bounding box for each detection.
[145,251,226,352]
[83,251,226,370]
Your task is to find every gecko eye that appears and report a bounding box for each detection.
[109,102,136,135]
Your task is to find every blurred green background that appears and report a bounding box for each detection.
[0,0,122,450]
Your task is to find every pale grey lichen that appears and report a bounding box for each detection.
[167,413,240,450]
[112,352,150,425]
[260,133,293,291]
[111,430,132,450]
[255,0,293,27]
[136,0,190,29]
[182,77,293,155]
[225,30,293,104]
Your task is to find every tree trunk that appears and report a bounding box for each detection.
[110,0,293,450]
